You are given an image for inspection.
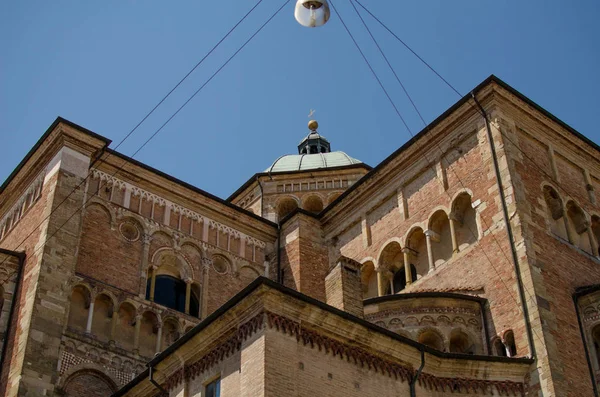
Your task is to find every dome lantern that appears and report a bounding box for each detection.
[298,119,331,154]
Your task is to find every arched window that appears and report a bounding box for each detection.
[429,210,453,265]
[504,330,517,357]
[566,201,592,253]
[91,294,113,342]
[303,195,324,214]
[406,228,428,278]
[451,193,479,250]
[492,337,507,357]
[146,276,199,315]
[418,329,444,351]
[67,286,91,333]
[278,197,298,220]
[449,329,475,354]
[360,261,378,299]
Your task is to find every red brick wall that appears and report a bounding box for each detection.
[76,203,143,295]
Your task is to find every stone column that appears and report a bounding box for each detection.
[133,314,142,353]
[185,278,192,315]
[402,248,413,286]
[149,265,158,301]
[448,213,460,253]
[424,230,436,272]
[376,269,386,297]
[588,228,599,257]
[155,324,163,354]
[139,234,151,297]
[85,300,95,334]
[109,312,118,344]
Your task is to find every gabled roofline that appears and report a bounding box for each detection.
[226,162,372,203]
[321,74,600,216]
[113,276,533,396]
[0,117,112,195]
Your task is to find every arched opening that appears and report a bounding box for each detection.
[592,216,600,256]
[67,286,90,333]
[392,264,417,293]
[378,242,403,294]
[567,201,592,253]
[360,261,378,299]
[418,329,444,351]
[543,186,568,239]
[161,318,181,351]
[504,330,517,357]
[63,369,117,397]
[406,228,428,278]
[303,195,324,214]
[91,294,113,342]
[429,210,453,265]
[452,193,478,250]
[139,311,159,358]
[147,253,198,315]
[449,329,475,354]
[191,283,201,318]
[115,302,136,351]
[492,338,507,357]
[277,197,299,221]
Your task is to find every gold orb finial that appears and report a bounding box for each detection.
[308,120,319,131]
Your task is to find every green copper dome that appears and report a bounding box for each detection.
[266,151,363,173]
[265,120,363,173]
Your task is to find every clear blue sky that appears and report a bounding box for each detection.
[2,1,599,199]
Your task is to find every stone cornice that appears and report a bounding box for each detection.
[160,311,526,396]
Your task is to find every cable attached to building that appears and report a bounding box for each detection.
[471,92,536,359]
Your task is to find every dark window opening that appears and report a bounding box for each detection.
[146,276,199,316]
[392,264,417,293]
[310,146,318,154]
[206,378,221,397]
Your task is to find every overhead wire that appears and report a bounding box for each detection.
[0,0,291,267]
[354,0,598,222]
[335,0,546,353]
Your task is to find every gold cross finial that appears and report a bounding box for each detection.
[308,109,316,119]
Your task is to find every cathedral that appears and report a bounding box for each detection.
[1,75,599,397]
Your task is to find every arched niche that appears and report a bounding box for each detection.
[303,195,324,214]
[239,266,260,286]
[115,302,136,351]
[378,242,403,294]
[504,330,517,357]
[566,201,592,253]
[428,210,453,265]
[361,261,378,299]
[139,311,159,358]
[451,193,478,250]
[277,196,299,221]
[543,185,568,239]
[449,329,475,354]
[67,286,91,332]
[63,369,117,397]
[417,328,444,351]
[162,318,181,351]
[406,228,428,278]
[91,294,114,342]
[492,337,507,357]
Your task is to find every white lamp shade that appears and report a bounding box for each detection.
[294,0,330,28]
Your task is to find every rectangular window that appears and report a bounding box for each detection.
[206,378,221,397]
